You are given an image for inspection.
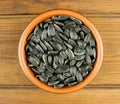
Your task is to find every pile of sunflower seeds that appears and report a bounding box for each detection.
[26,15,97,88]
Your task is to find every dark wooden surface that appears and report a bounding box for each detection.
[0,0,120,103]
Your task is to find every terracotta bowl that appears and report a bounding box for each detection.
[18,9,103,93]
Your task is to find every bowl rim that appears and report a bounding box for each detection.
[18,9,103,94]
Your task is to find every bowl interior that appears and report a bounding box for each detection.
[18,9,103,93]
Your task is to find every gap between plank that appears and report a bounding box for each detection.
[0,13,120,18]
[0,85,120,89]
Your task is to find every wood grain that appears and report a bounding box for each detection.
[0,88,120,104]
[0,16,120,86]
[0,0,120,15]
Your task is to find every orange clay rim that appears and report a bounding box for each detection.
[18,9,103,94]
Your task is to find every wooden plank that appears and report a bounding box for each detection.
[0,88,120,104]
[0,0,120,15]
[0,17,120,86]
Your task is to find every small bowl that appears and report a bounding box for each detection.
[18,9,103,93]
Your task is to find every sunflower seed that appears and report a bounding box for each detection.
[44,37,53,42]
[49,76,57,82]
[59,32,68,41]
[57,65,69,73]
[70,17,82,25]
[44,19,52,23]
[55,43,63,51]
[90,36,95,46]
[27,32,34,41]
[48,80,60,86]
[64,29,70,37]
[60,51,67,59]
[54,83,64,88]
[27,52,34,55]
[39,75,48,83]
[70,60,76,66]
[64,41,73,49]
[28,63,34,67]
[31,36,40,43]
[36,29,42,37]
[35,74,40,78]
[84,33,91,43]
[87,65,93,72]
[92,59,95,63]
[64,76,75,84]
[43,23,48,29]
[46,70,53,77]
[51,16,58,21]
[48,24,55,37]
[64,59,69,64]
[52,37,63,44]
[77,40,87,48]
[46,65,54,73]
[44,41,53,51]
[55,55,59,63]
[35,44,44,53]
[74,48,86,56]
[62,65,69,72]
[70,67,77,76]
[41,29,47,40]
[65,49,74,60]
[56,67,63,73]
[82,71,89,77]
[29,41,35,46]
[40,62,46,70]
[63,22,76,29]
[79,31,85,39]
[37,66,45,73]
[75,55,85,60]
[58,15,69,21]
[59,56,64,65]
[76,71,83,82]
[70,29,78,40]
[48,55,52,64]
[80,65,91,73]
[68,82,78,86]
[54,21,64,26]
[54,31,62,40]
[86,45,93,56]
[63,72,71,78]
[86,54,91,64]
[42,54,48,64]
[53,56,58,69]
[81,25,90,34]
[83,59,87,65]
[64,20,71,24]
[68,39,77,46]
[93,47,97,59]
[48,51,59,55]
[28,45,38,55]
[28,56,40,66]
[75,25,82,33]
[76,60,84,67]
[26,44,29,51]
[39,40,47,51]
[57,74,64,81]
[31,67,40,74]
[39,23,43,28]
[34,25,39,35]
[53,23,63,33]
[50,41,63,51]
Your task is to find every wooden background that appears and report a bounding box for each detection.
[0,0,120,104]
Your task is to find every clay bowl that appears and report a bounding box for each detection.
[18,9,103,93]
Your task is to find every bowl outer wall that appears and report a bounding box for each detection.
[18,9,103,93]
